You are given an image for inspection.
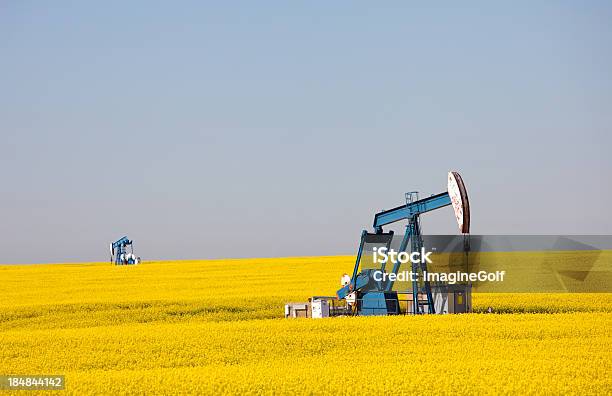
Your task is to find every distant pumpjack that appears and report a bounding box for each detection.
[110,236,140,265]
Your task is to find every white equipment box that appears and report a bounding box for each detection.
[285,303,310,318]
[311,299,330,318]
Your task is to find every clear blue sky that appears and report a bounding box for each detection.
[1,1,611,263]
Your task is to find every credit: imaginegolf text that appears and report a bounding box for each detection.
[372,270,506,284]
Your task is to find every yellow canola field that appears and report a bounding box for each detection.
[1,256,611,395]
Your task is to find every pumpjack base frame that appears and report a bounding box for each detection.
[357,291,400,316]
